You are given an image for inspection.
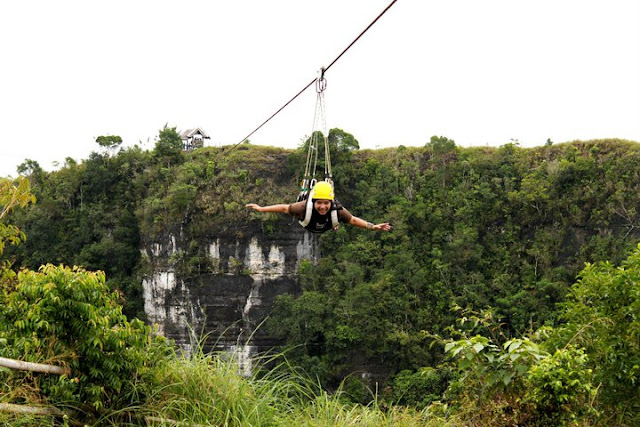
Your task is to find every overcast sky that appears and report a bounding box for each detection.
[1,0,639,177]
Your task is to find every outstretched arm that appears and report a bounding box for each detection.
[246,203,290,214]
[348,216,392,232]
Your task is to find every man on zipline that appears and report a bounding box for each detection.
[246,181,392,234]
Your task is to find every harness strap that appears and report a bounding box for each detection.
[296,70,331,202]
[330,209,339,229]
[299,198,314,228]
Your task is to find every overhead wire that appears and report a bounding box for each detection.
[219,0,399,158]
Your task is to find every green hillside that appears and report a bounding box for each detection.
[2,129,640,425]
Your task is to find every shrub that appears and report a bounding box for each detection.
[390,367,449,409]
[523,346,596,426]
[553,243,640,423]
[0,264,168,415]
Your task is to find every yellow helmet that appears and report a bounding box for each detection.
[311,181,334,201]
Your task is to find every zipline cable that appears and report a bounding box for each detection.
[323,0,398,75]
[220,0,399,158]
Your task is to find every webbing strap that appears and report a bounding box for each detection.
[298,70,332,201]
[299,198,314,227]
[303,74,329,179]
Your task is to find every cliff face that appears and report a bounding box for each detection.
[141,224,318,371]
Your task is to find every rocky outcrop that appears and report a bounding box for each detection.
[141,224,318,372]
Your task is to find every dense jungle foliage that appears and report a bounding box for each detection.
[2,128,640,425]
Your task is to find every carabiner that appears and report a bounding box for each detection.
[315,67,327,93]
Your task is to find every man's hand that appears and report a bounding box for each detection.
[373,222,392,232]
[245,203,263,212]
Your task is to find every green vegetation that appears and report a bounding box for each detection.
[438,245,640,425]
[0,264,168,413]
[269,137,640,385]
[1,131,640,424]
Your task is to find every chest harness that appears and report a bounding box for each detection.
[299,199,342,234]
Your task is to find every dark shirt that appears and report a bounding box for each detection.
[288,201,353,223]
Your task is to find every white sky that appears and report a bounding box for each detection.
[1,0,639,177]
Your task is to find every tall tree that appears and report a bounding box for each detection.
[154,126,183,166]
[95,135,123,154]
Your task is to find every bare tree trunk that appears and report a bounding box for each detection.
[0,356,70,375]
[0,402,66,417]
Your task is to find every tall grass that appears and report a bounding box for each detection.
[2,338,438,426]
[142,349,278,426]
[0,413,56,427]
[279,392,432,427]
[124,342,433,426]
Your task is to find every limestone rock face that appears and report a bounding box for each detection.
[141,225,318,370]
